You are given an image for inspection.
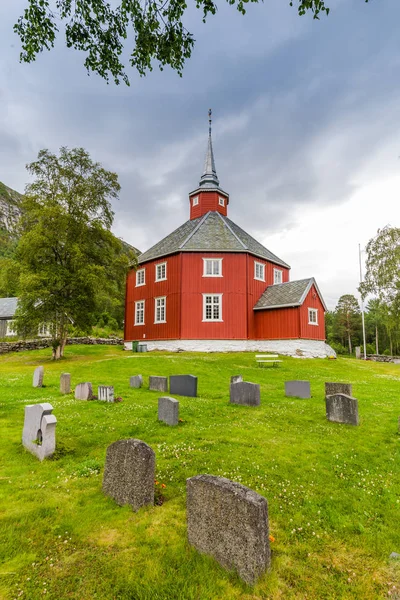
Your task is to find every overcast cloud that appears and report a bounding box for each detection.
[1,0,400,309]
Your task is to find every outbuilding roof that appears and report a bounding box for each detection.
[254,278,327,311]
[137,211,290,268]
[0,297,18,319]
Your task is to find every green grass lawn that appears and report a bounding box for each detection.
[0,346,399,599]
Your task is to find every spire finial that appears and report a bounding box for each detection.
[199,108,220,188]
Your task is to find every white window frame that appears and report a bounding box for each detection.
[202,294,223,322]
[273,268,283,285]
[254,261,265,282]
[6,320,16,336]
[154,296,166,324]
[135,300,145,326]
[192,196,199,206]
[38,323,49,336]
[308,308,318,326]
[218,197,225,207]
[155,262,167,282]
[202,258,223,278]
[136,268,145,287]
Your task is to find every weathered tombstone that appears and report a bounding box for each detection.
[60,373,71,394]
[33,366,44,388]
[169,375,197,397]
[22,403,57,461]
[325,382,352,397]
[158,397,179,425]
[187,475,270,585]
[230,381,260,406]
[355,346,361,359]
[75,382,93,400]
[149,376,168,392]
[130,375,143,388]
[231,375,243,384]
[326,394,359,426]
[103,439,155,511]
[98,385,115,402]
[285,380,311,399]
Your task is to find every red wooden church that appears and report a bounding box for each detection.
[125,113,332,357]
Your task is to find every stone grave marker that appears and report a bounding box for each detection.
[98,385,114,402]
[22,403,57,461]
[158,397,179,425]
[326,393,359,426]
[355,346,361,359]
[187,475,270,585]
[33,366,44,388]
[230,381,260,406]
[231,375,243,384]
[325,382,352,397]
[60,373,71,394]
[103,439,155,511]
[130,375,143,388]
[75,382,93,400]
[169,375,197,397]
[285,380,311,399]
[149,376,168,392]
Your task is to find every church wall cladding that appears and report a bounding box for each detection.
[180,252,247,340]
[124,253,182,341]
[189,191,228,220]
[299,285,326,340]
[254,306,301,340]
[246,255,290,340]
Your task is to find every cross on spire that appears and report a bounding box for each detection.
[199,108,220,188]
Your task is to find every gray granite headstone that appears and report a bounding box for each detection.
[169,375,197,397]
[230,381,260,406]
[33,366,44,388]
[231,375,243,384]
[285,380,311,399]
[22,403,57,461]
[355,346,361,359]
[98,385,114,402]
[75,382,93,400]
[325,382,352,397]
[130,375,143,388]
[103,439,155,511]
[149,376,168,392]
[60,373,71,394]
[326,393,359,426]
[158,397,179,425]
[187,475,270,585]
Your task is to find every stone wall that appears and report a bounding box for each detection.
[366,354,400,363]
[0,337,123,355]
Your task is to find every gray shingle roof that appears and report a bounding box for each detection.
[254,278,327,311]
[137,211,290,268]
[0,297,18,319]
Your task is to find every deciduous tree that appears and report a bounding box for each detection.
[335,294,361,355]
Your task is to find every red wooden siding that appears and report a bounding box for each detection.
[298,285,325,340]
[254,307,300,339]
[190,191,229,220]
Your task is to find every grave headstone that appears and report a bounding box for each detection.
[187,475,270,585]
[130,375,143,388]
[149,376,168,392]
[325,382,352,397]
[169,375,197,397]
[285,380,311,399]
[60,373,71,394]
[33,366,44,388]
[326,393,359,426]
[158,397,179,425]
[98,385,115,402]
[103,439,155,511]
[355,346,361,360]
[230,375,243,384]
[229,381,260,406]
[22,403,57,461]
[75,382,93,400]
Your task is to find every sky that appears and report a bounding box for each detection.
[1,0,400,310]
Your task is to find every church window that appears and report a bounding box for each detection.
[154,297,166,323]
[308,308,318,325]
[273,269,283,284]
[192,196,199,206]
[254,262,265,281]
[218,197,225,207]
[155,262,167,281]
[203,258,222,277]
[136,269,145,286]
[203,294,223,322]
[135,300,145,325]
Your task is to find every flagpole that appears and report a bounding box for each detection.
[359,243,367,360]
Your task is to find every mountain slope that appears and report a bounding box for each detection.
[0,182,22,233]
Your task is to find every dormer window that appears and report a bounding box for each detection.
[273,269,283,285]
[192,196,199,206]
[218,197,225,207]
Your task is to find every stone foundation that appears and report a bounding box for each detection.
[124,339,336,358]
